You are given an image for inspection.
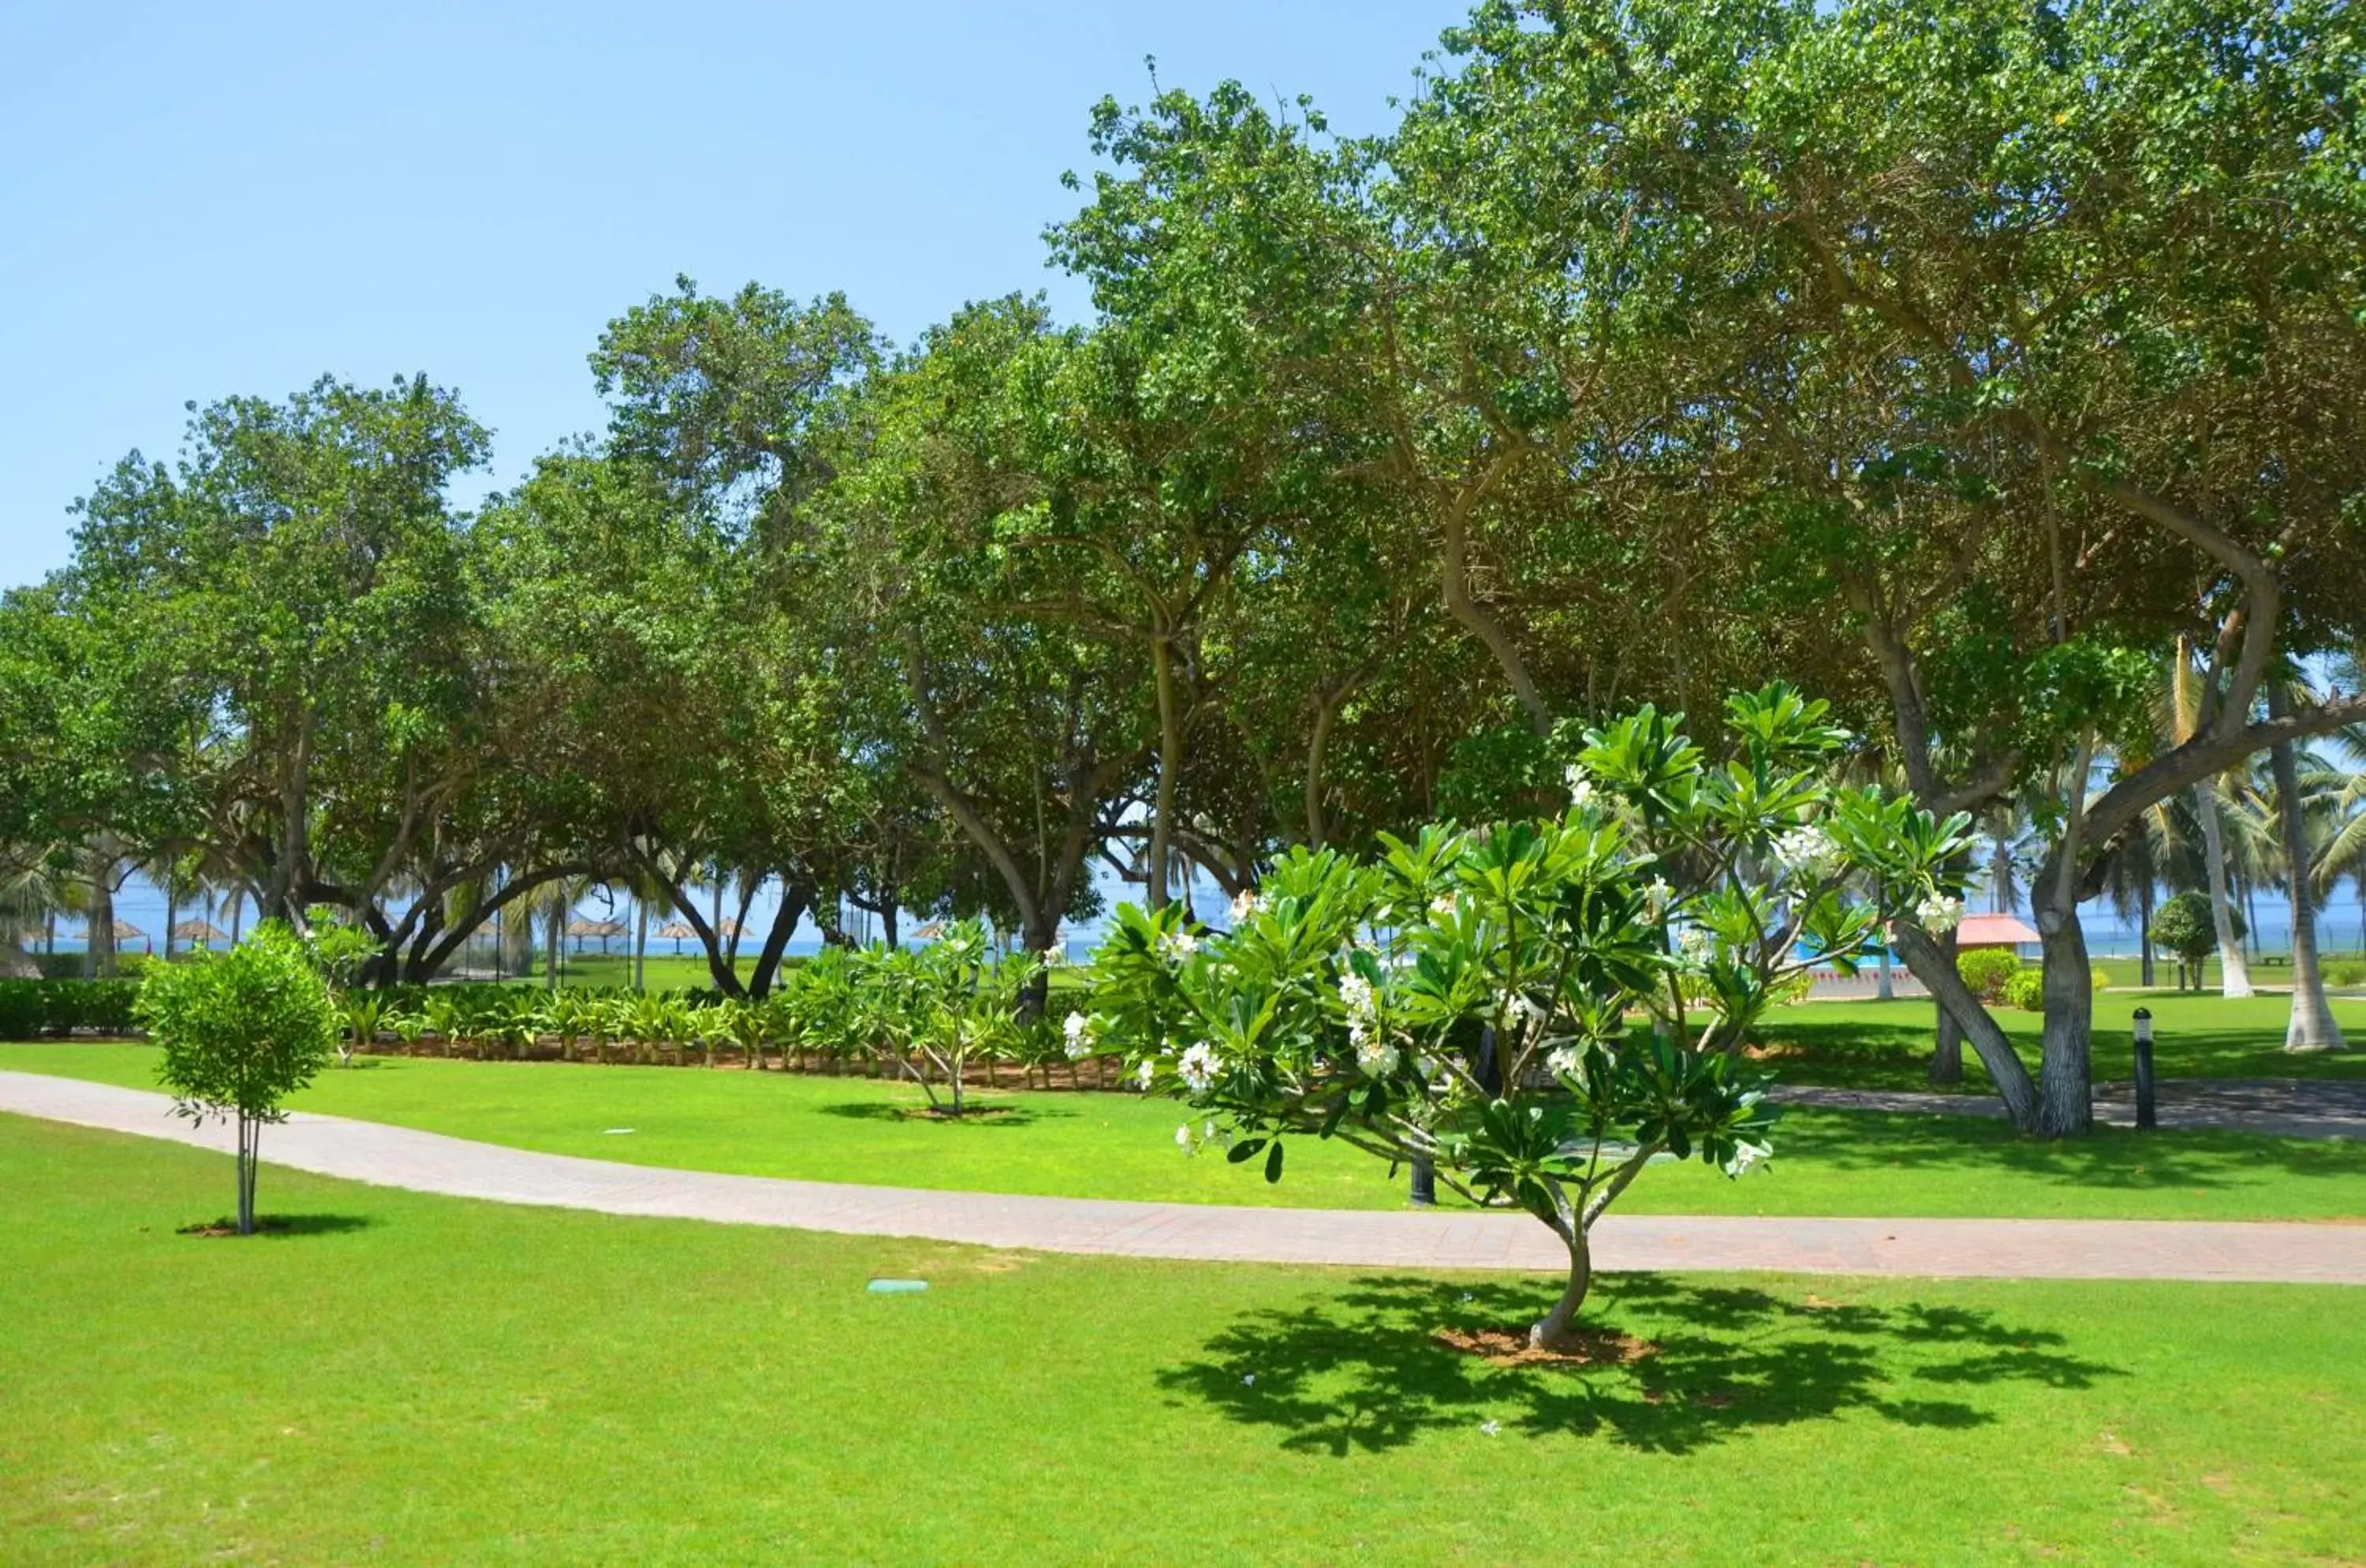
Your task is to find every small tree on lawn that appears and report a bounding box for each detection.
[2152,892,2241,993]
[1084,688,1969,1349]
[137,921,340,1234]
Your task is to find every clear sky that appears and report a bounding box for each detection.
[0,0,1461,590]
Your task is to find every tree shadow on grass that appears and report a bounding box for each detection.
[1778,1107,2366,1190]
[1159,1273,2122,1457]
[814,1101,1063,1129]
[177,1213,375,1238]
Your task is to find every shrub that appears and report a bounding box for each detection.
[0,980,42,1039]
[2330,961,2366,988]
[137,924,339,1234]
[2002,968,2047,1011]
[1954,948,2022,1003]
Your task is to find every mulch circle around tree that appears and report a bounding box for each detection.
[177,1218,291,1238]
[1431,1325,1659,1368]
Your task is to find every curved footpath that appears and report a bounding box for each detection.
[6,1070,2364,1286]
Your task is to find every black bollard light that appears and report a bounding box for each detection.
[2132,1006,2156,1131]
[1409,1158,1436,1208]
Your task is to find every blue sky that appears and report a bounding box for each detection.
[0,0,1459,589]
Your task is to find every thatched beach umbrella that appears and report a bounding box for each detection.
[172,919,230,950]
[109,920,144,942]
[658,920,696,955]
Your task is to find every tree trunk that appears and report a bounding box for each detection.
[633,893,648,994]
[2137,875,2155,988]
[1148,637,1182,908]
[1892,924,2039,1127]
[87,867,116,979]
[1528,1226,1593,1350]
[2269,688,2345,1051]
[1875,941,1894,1002]
[236,1112,258,1236]
[2031,893,2094,1138]
[2197,779,2253,996]
[1928,926,1963,1085]
[163,878,179,960]
[545,890,562,990]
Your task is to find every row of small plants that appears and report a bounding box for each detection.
[335,923,1103,1114]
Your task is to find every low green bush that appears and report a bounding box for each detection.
[0,981,42,1038]
[0,979,144,1037]
[1955,948,2021,1003]
[35,952,147,981]
[2329,961,2366,987]
[2002,968,2047,1011]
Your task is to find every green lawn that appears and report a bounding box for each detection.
[9,1041,2362,1222]
[1756,989,2366,1092]
[2,1114,2359,1565]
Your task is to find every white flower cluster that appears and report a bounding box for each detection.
[1227,889,1265,925]
[1502,991,1545,1025]
[1430,892,1457,917]
[1062,1010,1095,1061]
[1357,1038,1401,1077]
[1157,927,1200,963]
[1136,1059,1157,1091]
[1644,875,1674,919]
[1772,823,1845,883]
[1565,763,1596,811]
[1915,890,1966,935]
[1176,1041,1222,1093]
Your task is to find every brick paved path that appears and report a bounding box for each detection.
[6,1070,2363,1285]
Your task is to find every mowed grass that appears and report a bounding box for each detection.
[1752,990,2366,1092]
[2,1114,2360,1566]
[7,1042,2363,1222]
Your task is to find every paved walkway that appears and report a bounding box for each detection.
[6,1070,2364,1286]
[1777,1079,2366,1141]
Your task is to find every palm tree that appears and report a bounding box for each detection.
[2167,638,2254,996]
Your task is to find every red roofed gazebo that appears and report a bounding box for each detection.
[1954,913,2041,955]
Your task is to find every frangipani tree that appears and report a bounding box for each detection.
[1084,688,1969,1348]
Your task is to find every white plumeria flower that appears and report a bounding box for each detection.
[1430,892,1457,917]
[1176,1123,1195,1148]
[1228,889,1264,924]
[1062,1010,1092,1059]
[1242,1372,1256,1387]
[1503,992,1545,1023]
[1480,1420,1501,1437]
[1644,876,1674,918]
[1916,890,1965,935]
[1136,1059,1157,1091]
[1547,1045,1581,1077]
[1158,927,1200,962]
[1565,763,1596,810]
[1356,1039,1401,1077]
[1773,823,1845,882]
[1337,972,1377,1032]
[1176,1042,1222,1093]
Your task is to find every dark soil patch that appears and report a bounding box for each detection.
[176,1214,372,1238]
[1431,1324,1659,1368]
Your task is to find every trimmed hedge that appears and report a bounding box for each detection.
[0,980,144,1038]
